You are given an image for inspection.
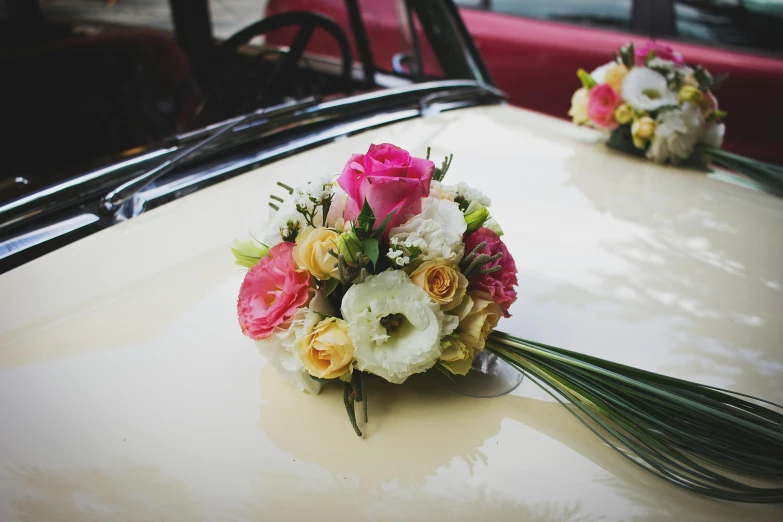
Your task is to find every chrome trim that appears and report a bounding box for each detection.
[132,109,421,217]
[0,213,99,261]
[0,80,504,273]
[0,147,175,232]
[100,98,321,215]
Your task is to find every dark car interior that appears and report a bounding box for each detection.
[0,1,377,201]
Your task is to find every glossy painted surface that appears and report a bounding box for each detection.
[1,105,782,521]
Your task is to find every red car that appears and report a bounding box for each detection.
[267,0,783,164]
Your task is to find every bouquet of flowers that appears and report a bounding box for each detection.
[234,143,783,503]
[569,41,783,194]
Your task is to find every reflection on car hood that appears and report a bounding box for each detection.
[1,105,782,521]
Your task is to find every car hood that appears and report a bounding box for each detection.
[1,105,782,521]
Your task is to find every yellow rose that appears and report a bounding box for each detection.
[451,291,502,353]
[439,291,502,375]
[297,315,354,380]
[409,260,468,311]
[293,227,340,280]
[605,63,629,92]
[679,85,704,105]
[439,334,473,376]
[631,116,656,149]
[613,103,634,125]
[568,88,589,125]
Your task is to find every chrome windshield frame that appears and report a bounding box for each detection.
[0,80,505,274]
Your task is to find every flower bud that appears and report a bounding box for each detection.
[337,229,363,266]
[631,116,656,149]
[613,103,634,124]
[679,85,703,105]
[231,238,269,269]
[485,218,504,237]
[464,206,490,234]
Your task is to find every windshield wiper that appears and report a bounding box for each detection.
[100,97,319,215]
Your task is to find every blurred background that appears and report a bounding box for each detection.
[1,0,781,202]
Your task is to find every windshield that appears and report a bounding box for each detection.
[1,0,488,204]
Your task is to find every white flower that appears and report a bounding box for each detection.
[341,270,458,384]
[261,180,337,246]
[326,187,348,229]
[622,67,678,111]
[647,103,705,164]
[388,198,467,263]
[386,246,410,267]
[455,182,491,207]
[700,121,725,149]
[569,88,589,125]
[255,308,323,395]
[259,198,305,247]
[590,61,616,84]
[429,180,456,201]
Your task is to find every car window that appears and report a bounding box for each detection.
[457,0,634,32]
[673,0,783,55]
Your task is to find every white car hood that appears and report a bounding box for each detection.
[1,105,782,521]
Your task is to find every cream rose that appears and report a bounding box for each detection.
[613,103,634,125]
[293,227,340,280]
[439,291,502,376]
[450,290,502,353]
[297,313,354,380]
[631,116,656,149]
[409,260,468,312]
[569,88,589,125]
[605,63,629,92]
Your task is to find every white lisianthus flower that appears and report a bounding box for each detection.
[700,121,726,149]
[647,103,705,164]
[341,270,459,384]
[388,198,467,263]
[622,67,678,111]
[590,61,616,84]
[255,308,323,395]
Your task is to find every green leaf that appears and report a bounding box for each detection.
[645,49,656,66]
[693,66,714,92]
[618,42,634,69]
[356,198,375,235]
[362,238,380,269]
[712,109,728,121]
[577,68,597,90]
[321,277,339,297]
[371,210,398,240]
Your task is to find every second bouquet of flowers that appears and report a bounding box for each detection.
[569,40,783,195]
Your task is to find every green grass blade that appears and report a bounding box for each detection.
[486,331,783,503]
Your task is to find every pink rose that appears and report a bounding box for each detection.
[337,143,434,234]
[463,228,518,317]
[634,41,684,66]
[237,242,311,340]
[587,84,621,130]
[702,92,718,118]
